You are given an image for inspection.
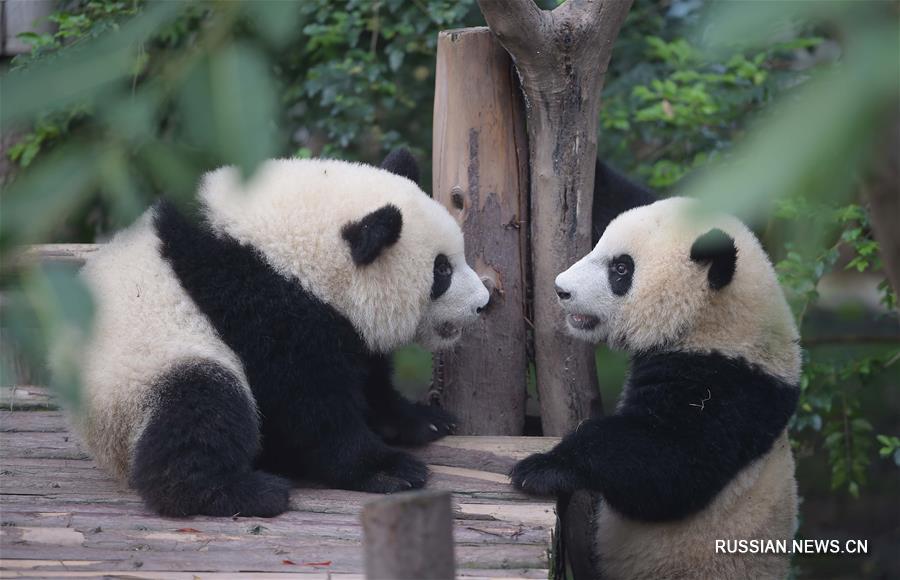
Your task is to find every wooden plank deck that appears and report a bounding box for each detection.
[0,388,559,579]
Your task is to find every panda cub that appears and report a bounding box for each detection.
[75,150,489,518]
[512,162,800,580]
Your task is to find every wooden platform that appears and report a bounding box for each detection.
[0,388,560,578]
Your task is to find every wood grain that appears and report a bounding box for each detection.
[431,27,530,435]
[362,491,455,579]
[0,409,559,577]
[477,0,634,436]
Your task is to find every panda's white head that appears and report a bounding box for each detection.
[197,150,489,353]
[556,196,800,383]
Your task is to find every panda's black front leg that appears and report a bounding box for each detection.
[510,414,725,522]
[509,420,597,496]
[262,388,430,494]
[253,360,431,494]
[314,427,430,494]
[365,355,456,446]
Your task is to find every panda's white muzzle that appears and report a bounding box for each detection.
[554,254,611,342]
[418,260,489,350]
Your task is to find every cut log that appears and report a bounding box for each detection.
[361,490,455,579]
[431,27,529,435]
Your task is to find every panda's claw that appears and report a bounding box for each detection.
[510,452,579,497]
[385,403,457,445]
[354,450,429,493]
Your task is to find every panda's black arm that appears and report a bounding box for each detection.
[511,352,799,522]
[511,416,735,522]
[364,354,456,446]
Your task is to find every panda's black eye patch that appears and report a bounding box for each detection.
[432,254,453,299]
[608,254,634,297]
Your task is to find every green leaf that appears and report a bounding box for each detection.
[0,144,98,247]
[97,147,144,225]
[0,1,183,125]
[701,1,855,53]
[243,1,304,49]
[3,265,95,409]
[686,23,898,222]
[208,42,278,177]
[137,141,203,202]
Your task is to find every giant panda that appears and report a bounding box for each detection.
[73,149,490,518]
[511,162,800,579]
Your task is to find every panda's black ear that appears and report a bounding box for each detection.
[380,148,420,186]
[592,159,657,244]
[342,204,403,266]
[690,228,737,290]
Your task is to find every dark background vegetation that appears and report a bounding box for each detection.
[1,1,897,578]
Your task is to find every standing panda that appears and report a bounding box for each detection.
[74,149,489,518]
[512,162,800,579]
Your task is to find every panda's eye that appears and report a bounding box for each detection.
[435,255,453,278]
[608,254,635,297]
[432,254,453,299]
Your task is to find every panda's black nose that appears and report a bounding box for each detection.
[555,285,572,300]
[475,305,485,314]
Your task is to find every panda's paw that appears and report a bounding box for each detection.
[197,471,292,518]
[509,452,580,497]
[357,451,429,493]
[413,403,458,441]
[236,471,293,517]
[390,403,457,446]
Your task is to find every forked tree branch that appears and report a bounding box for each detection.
[476,0,633,435]
[476,0,550,60]
[479,0,629,92]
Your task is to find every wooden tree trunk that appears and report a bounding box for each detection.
[478,0,633,435]
[361,490,456,580]
[431,27,529,435]
[865,116,900,305]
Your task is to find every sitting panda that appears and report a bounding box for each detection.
[74,149,489,518]
[512,162,800,579]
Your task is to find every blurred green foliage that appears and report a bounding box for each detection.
[0,1,897,555]
[0,0,480,404]
[2,0,481,246]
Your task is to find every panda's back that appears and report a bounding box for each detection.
[77,207,247,480]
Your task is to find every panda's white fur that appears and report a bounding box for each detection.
[78,211,248,480]
[558,197,800,580]
[557,197,800,383]
[199,158,487,353]
[74,155,489,516]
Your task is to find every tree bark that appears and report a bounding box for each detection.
[431,28,529,435]
[865,117,900,307]
[361,490,455,580]
[478,0,633,435]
